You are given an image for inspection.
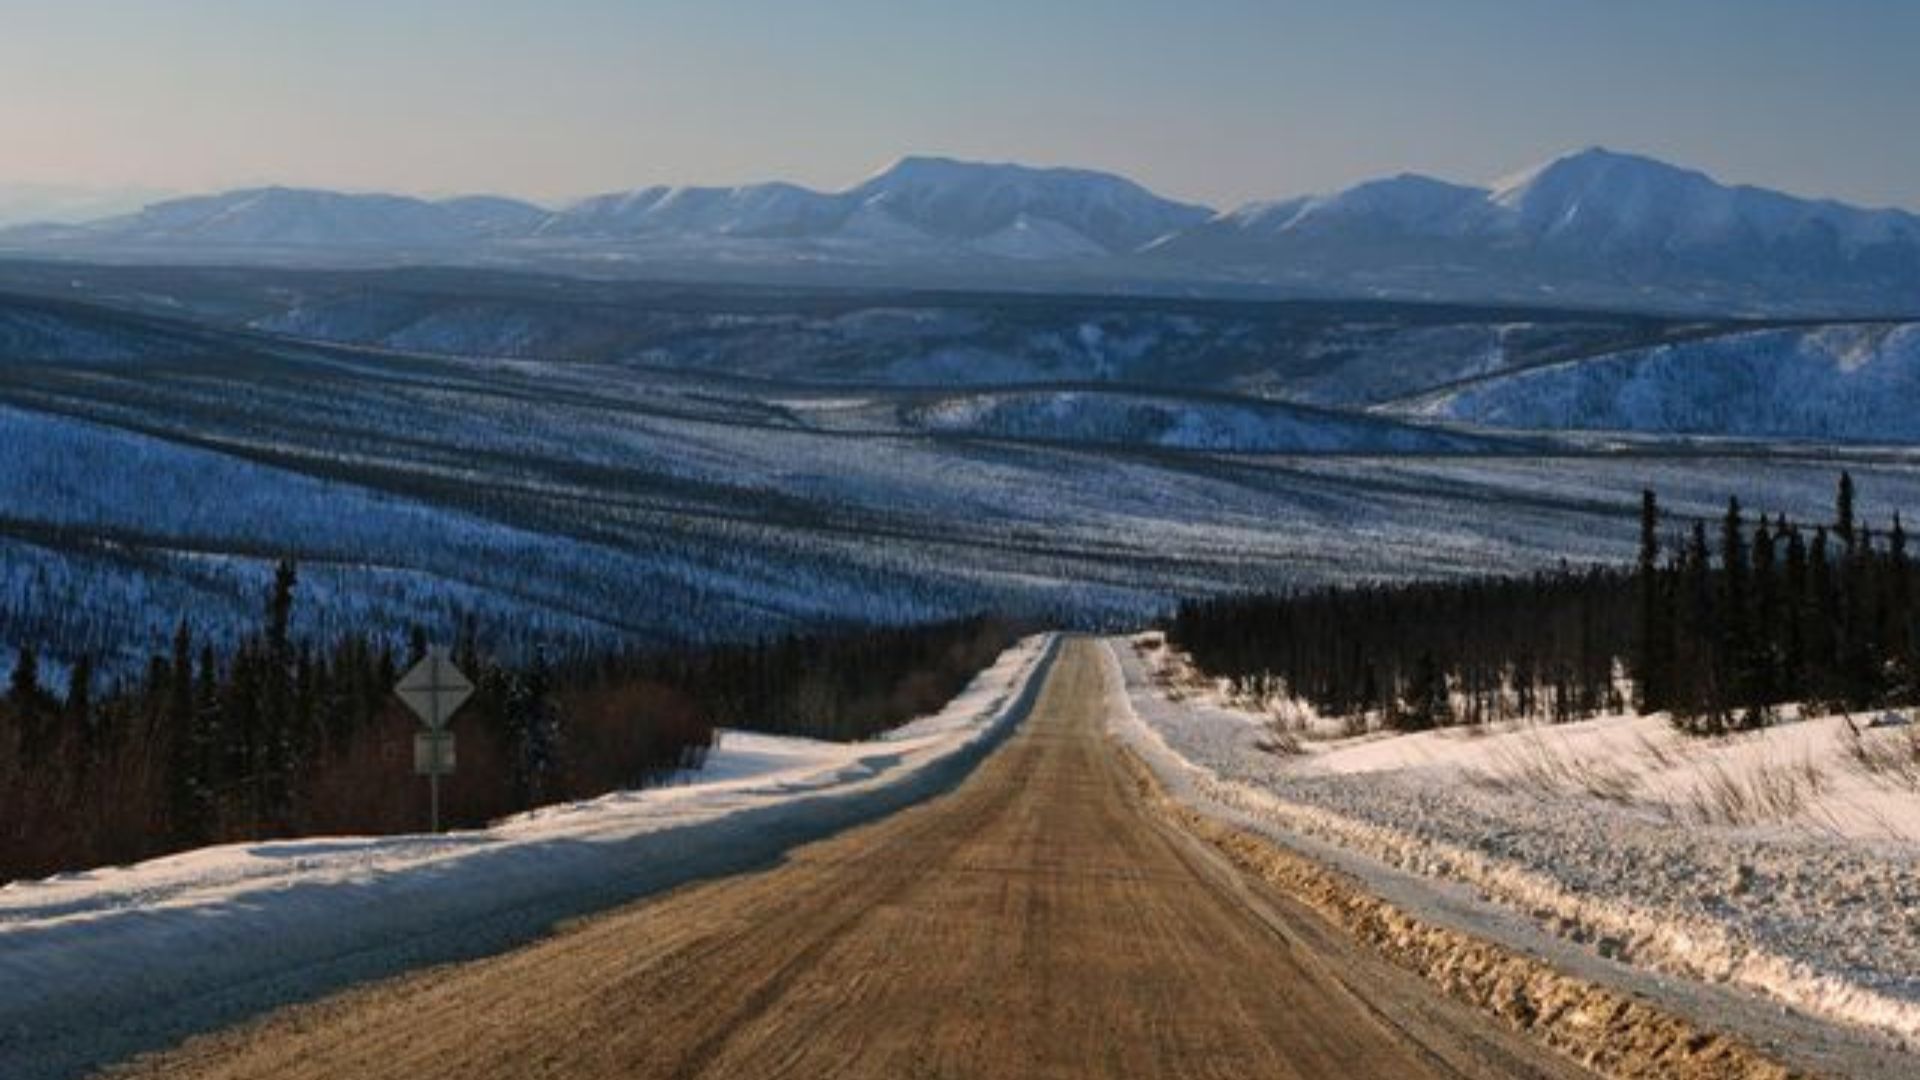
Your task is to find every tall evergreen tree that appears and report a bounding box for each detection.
[166,623,207,841]
[195,644,225,831]
[261,560,299,828]
[1396,650,1448,732]
[64,654,94,752]
[1781,521,1807,698]
[1892,513,1915,695]
[1836,471,1857,552]
[508,645,562,808]
[1634,490,1666,711]
[1749,515,1778,719]
[9,647,41,710]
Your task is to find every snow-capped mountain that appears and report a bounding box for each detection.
[32,187,550,248]
[1194,174,1493,244]
[1152,149,1920,313]
[437,195,553,239]
[1485,148,1920,257]
[535,181,849,240]
[534,157,1211,256]
[3,150,1916,314]
[841,156,1212,253]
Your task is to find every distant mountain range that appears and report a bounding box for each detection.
[4,150,1917,315]
[0,184,174,228]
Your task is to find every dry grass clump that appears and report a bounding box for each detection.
[1682,757,1828,828]
[1468,732,1645,806]
[1840,720,1920,791]
[1254,723,1304,757]
[1469,724,1843,830]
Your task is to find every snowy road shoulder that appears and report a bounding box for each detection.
[0,635,1059,1080]
[1099,637,1920,1076]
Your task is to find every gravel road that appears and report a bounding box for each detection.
[115,640,1588,1079]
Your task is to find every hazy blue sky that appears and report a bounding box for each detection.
[4,1,1916,209]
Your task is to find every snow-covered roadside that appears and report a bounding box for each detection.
[1100,637,1920,1063]
[0,635,1059,1080]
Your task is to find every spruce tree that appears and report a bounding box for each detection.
[1679,522,1719,731]
[166,623,206,842]
[64,654,94,752]
[509,646,561,808]
[1892,513,1914,695]
[9,647,47,759]
[1808,527,1838,707]
[1781,521,1808,702]
[1396,650,1448,732]
[262,560,298,828]
[1842,523,1880,709]
[196,644,224,831]
[9,647,41,710]
[1836,471,1857,552]
[1634,490,1665,712]
[1749,516,1778,720]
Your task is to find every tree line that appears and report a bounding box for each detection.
[1169,473,1915,735]
[0,559,1018,884]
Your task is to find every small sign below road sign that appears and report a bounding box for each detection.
[396,647,473,731]
[414,730,457,776]
[394,646,473,834]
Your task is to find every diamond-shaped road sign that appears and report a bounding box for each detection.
[395,647,474,731]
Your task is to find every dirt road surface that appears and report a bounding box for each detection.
[116,640,1590,1079]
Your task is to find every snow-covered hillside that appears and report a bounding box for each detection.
[1110,636,1920,1066]
[223,276,1684,405]
[1174,173,1493,246]
[792,388,1510,453]
[0,295,218,364]
[534,181,849,240]
[1397,322,1920,441]
[0,636,1056,1080]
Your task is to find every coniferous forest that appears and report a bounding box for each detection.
[0,559,1017,884]
[1170,473,1917,736]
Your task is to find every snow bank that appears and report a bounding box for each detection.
[1297,702,1920,844]
[0,635,1058,1080]
[1103,637,1920,1051]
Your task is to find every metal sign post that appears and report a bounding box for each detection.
[395,646,474,833]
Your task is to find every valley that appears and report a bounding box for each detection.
[2,268,1919,681]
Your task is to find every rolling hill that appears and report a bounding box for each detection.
[1393,321,1920,442]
